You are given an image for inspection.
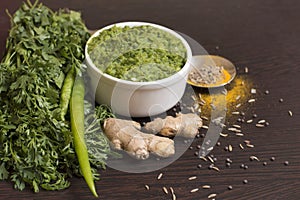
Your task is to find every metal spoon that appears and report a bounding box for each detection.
[187,55,236,88]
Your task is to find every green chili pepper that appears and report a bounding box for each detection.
[70,76,98,197]
[60,66,75,120]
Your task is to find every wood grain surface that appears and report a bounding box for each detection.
[0,0,300,199]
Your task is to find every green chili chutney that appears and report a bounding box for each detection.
[87,25,187,82]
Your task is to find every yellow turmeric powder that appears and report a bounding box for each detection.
[196,75,253,117]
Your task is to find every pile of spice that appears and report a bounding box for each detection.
[188,64,231,87]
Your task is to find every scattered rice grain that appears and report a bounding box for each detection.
[256,124,265,128]
[190,188,199,193]
[247,119,253,123]
[145,185,150,190]
[212,166,220,172]
[288,110,293,116]
[220,133,228,137]
[162,187,168,194]
[228,145,233,152]
[250,156,260,161]
[202,185,211,189]
[157,173,163,180]
[248,99,256,103]
[202,125,209,130]
[188,176,197,181]
[208,193,217,199]
[239,144,244,149]
[207,156,214,163]
[258,119,266,124]
[200,156,208,162]
[233,124,241,129]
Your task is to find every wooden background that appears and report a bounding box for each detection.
[0,0,300,199]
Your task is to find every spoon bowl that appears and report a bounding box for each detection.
[187,55,236,88]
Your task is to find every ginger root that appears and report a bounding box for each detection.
[103,118,175,160]
[144,113,202,138]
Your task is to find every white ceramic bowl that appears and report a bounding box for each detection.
[85,21,192,117]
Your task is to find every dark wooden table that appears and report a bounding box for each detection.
[1,0,300,199]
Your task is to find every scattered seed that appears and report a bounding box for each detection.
[236,133,244,137]
[172,194,177,200]
[226,162,231,167]
[207,156,214,163]
[237,118,242,122]
[215,46,220,50]
[226,158,233,163]
[188,176,197,181]
[224,146,229,151]
[228,145,233,152]
[230,128,242,133]
[145,185,150,190]
[265,90,269,94]
[220,133,228,137]
[244,140,250,144]
[284,161,289,166]
[233,124,241,129]
[279,98,284,103]
[232,111,240,115]
[243,179,248,184]
[202,125,209,130]
[248,99,256,103]
[240,111,245,116]
[240,164,245,168]
[250,156,260,161]
[157,173,163,180]
[263,162,267,166]
[189,146,193,150]
[212,166,220,172]
[247,119,253,123]
[246,144,254,148]
[208,193,217,199]
[196,145,201,149]
[228,185,233,190]
[194,151,199,156]
[216,142,221,146]
[251,88,256,94]
[162,187,168,194]
[265,122,270,126]
[239,144,245,149]
[288,110,293,117]
[258,119,266,124]
[207,146,214,151]
[270,157,276,161]
[190,188,199,193]
[201,116,209,121]
[244,165,249,170]
[256,123,265,128]
[200,156,208,162]
[202,185,211,189]
[170,187,174,194]
[236,103,241,108]
[197,164,202,168]
[200,133,205,138]
[236,95,241,100]
[252,114,258,118]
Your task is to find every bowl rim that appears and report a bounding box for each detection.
[85,21,192,87]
